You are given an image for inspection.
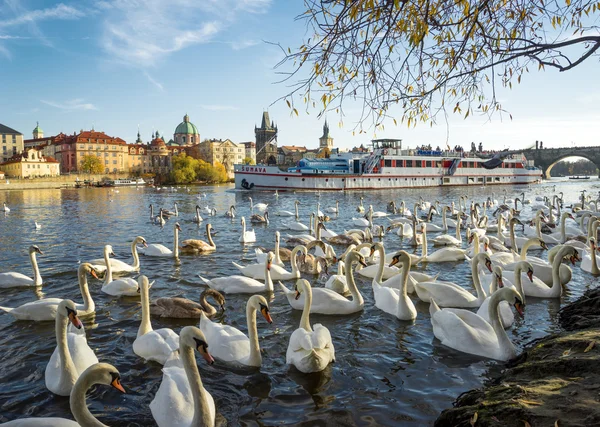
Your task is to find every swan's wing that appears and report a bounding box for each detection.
[102,278,138,296]
[207,276,267,293]
[432,309,498,352]
[145,244,172,255]
[289,328,314,352]
[312,324,335,353]
[200,316,249,361]
[150,365,194,427]
[67,332,99,374]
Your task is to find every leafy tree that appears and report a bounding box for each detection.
[80,155,104,174]
[277,0,600,131]
[170,153,197,184]
[213,161,230,182]
[243,157,256,165]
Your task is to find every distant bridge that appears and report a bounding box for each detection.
[522,146,600,179]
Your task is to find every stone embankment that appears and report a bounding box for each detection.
[0,174,131,191]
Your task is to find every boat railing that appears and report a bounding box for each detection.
[364,148,383,173]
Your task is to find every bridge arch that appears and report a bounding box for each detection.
[544,154,600,179]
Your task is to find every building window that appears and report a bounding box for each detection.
[113,160,117,164]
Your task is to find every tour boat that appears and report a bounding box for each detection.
[235,139,542,191]
[107,178,147,186]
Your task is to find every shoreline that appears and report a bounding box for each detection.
[435,288,600,427]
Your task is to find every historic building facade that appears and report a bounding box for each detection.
[255,111,277,165]
[0,148,60,178]
[243,142,256,164]
[198,138,244,178]
[0,123,24,163]
[173,114,200,146]
[57,130,129,173]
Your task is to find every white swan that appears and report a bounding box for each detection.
[286,279,335,373]
[372,247,417,321]
[581,237,600,275]
[276,200,297,217]
[3,202,10,213]
[239,216,257,243]
[255,231,285,266]
[429,287,525,361]
[201,252,275,293]
[101,245,142,297]
[5,363,126,426]
[408,252,491,307]
[193,205,204,223]
[89,236,147,274]
[133,275,180,365]
[279,250,367,314]
[478,262,531,329]
[249,196,268,212]
[0,245,43,288]
[283,201,309,231]
[199,295,272,367]
[520,245,580,298]
[420,223,467,262]
[357,196,365,213]
[232,246,304,281]
[326,201,339,214]
[151,326,216,427]
[325,260,348,294]
[140,222,181,257]
[0,263,99,321]
[45,300,98,396]
[431,209,462,246]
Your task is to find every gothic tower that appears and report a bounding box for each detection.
[255,111,278,165]
[319,119,333,150]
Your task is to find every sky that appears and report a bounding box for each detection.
[0,0,599,152]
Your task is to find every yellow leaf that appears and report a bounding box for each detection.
[293,108,298,117]
[562,348,572,357]
[584,341,595,352]
[286,100,291,108]
[470,412,478,426]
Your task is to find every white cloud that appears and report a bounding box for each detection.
[144,72,164,92]
[0,35,30,39]
[0,3,84,28]
[230,39,260,50]
[200,105,239,111]
[41,99,98,111]
[0,43,11,59]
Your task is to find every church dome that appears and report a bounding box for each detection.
[33,122,43,134]
[174,114,199,135]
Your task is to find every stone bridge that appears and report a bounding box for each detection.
[522,146,600,179]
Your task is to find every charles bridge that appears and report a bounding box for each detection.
[522,146,600,179]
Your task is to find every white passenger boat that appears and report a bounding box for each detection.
[107,178,146,186]
[234,139,542,191]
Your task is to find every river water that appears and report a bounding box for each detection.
[0,178,598,426]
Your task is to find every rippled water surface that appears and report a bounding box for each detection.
[0,179,598,426]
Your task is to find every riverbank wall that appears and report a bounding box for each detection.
[0,174,132,191]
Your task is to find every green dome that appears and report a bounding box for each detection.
[33,122,43,134]
[174,114,199,135]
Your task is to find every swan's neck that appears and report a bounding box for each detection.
[535,216,542,239]
[199,293,216,316]
[345,256,364,306]
[103,249,113,285]
[131,240,140,269]
[274,236,282,265]
[290,247,301,275]
[471,256,486,301]
[295,203,299,221]
[246,304,262,366]
[510,221,518,253]
[442,208,448,231]
[207,226,215,248]
[561,213,567,243]
[150,205,153,218]
[520,239,536,260]
[316,223,321,240]
[422,227,428,259]
[173,226,179,258]
[300,285,313,332]
[182,345,213,427]
[488,291,516,358]
[375,244,385,284]
[264,262,274,291]
[70,371,106,427]
[196,207,201,222]
[30,251,42,286]
[78,269,94,314]
[137,283,152,337]
[56,314,77,396]
[550,250,563,297]
[514,265,526,304]
[456,219,461,241]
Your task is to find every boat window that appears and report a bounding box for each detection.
[426,161,432,167]
[384,159,392,167]
[444,178,450,183]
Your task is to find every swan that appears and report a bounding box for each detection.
[156,209,166,226]
[162,203,179,217]
[478,262,531,328]
[420,224,468,262]
[249,197,268,211]
[201,251,275,293]
[232,246,304,281]
[279,250,367,315]
[581,237,600,275]
[286,279,335,373]
[251,211,269,224]
[283,201,309,231]
[239,216,257,243]
[275,201,296,217]
[101,245,141,297]
[255,231,285,266]
[202,205,216,215]
[408,252,491,307]
[133,275,180,365]
[3,202,10,213]
[151,289,225,319]
[352,211,371,227]
[0,263,99,321]
[0,245,43,288]
[45,300,98,396]
[5,363,126,426]
[199,294,272,367]
[520,245,580,298]
[34,221,42,230]
[140,222,181,257]
[150,326,216,427]
[357,196,365,213]
[431,209,462,246]
[181,223,217,253]
[371,248,417,321]
[467,231,492,258]
[225,205,236,218]
[325,260,348,295]
[430,287,525,361]
[89,236,147,274]
[326,201,339,214]
[326,232,362,246]
[193,205,204,223]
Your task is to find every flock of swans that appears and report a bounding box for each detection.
[0,185,598,426]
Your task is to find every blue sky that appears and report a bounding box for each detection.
[1,0,599,152]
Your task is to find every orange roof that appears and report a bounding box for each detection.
[282,145,307,152]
